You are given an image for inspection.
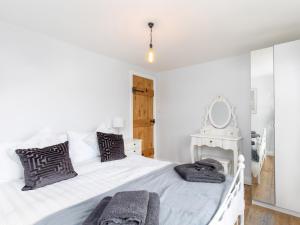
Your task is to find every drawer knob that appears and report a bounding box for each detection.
[210,140,213,143]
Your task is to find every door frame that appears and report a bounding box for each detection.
[128,71,157,158]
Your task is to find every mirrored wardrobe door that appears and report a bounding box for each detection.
[251,47,275,205]
[274,40,300,213]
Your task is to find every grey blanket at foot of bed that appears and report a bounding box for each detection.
[35,164,232,225]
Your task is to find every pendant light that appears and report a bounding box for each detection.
[147,22,154,63]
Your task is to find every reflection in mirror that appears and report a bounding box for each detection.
[210,102,230,128]
[251,47,275,205]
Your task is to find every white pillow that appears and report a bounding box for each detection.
[23,128,67,148]
[68,124,116,165]
[0,128,67,182]
[67,131,99,164]
[0,142,21,182]
[96,124,116,134]
[7,128,67,163]
[85,124,116,149]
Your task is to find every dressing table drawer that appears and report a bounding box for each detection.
[201,138,223,148]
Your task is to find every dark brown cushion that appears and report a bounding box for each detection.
[96,132,126,162]
[16,141,77,191]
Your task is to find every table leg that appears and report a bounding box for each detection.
[233,150,238,174]
[190,143,195,163]
[197,146,202,161]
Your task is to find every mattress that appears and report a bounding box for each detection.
[35,164,232,225]
[0,155,170,225]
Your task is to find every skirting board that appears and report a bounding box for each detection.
[252,200,300,218]
[245,176,252,185]
[266,151,275,156]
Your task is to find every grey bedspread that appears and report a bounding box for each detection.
[35,164,232,225]
[83,197,112,225]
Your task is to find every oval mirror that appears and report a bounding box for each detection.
[209,98,232,129]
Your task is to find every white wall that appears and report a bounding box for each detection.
[0,21,151,142]
[251,47,275,155]
[156,55,251,180]
[0,21,252,180]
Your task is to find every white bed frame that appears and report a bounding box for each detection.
[252,128,267,184]
[209,155,245,225]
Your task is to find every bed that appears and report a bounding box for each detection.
[251,128,267,183]
[0,154,245,225]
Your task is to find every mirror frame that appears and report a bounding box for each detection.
[208,96,232,129]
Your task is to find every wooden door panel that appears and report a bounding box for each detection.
[144,126,154,151]
[133,127,143,143]
[133,75,154,158]
[133,120,151,128]
[133,95,147,121]
[133,75,144,90]
[147,95,153,121]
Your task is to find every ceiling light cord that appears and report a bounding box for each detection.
[150,26,153,48]
[148,22,154,49]
[147,22,155,63]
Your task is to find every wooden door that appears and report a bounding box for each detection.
[132,75,154,158]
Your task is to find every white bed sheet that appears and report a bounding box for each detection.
[0,155,170,225]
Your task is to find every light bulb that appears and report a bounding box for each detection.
[147,47,154,63]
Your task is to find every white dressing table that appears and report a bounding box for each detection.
[190,96,242,174]
[190,134,242,174]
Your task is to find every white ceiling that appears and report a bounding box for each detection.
[0,0,299,72]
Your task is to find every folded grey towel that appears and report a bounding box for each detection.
[145,193,160,225]
[83,192,160,225]
[83,197,112,225]
[251,133,260,138]
[174,164,225,183]
[99,191,149,225]
[194,158,224,172]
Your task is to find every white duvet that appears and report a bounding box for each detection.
[0,155,170,225]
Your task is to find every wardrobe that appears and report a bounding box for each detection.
[274,40,300,213]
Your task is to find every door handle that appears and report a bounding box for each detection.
[150,119,155,124]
